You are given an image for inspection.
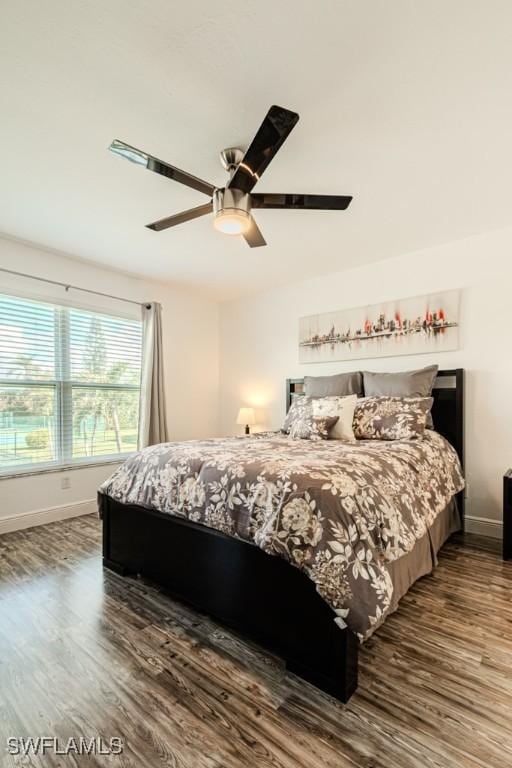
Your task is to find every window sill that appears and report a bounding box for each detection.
[0,457,130,481]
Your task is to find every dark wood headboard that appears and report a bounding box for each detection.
[286,368,465,517]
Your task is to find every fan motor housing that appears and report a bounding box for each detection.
[213,187,251,217]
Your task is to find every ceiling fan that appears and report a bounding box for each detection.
[109,105,352,248]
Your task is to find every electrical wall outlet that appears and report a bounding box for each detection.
[61,476,71,490]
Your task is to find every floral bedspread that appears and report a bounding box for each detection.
[99,431,464,639]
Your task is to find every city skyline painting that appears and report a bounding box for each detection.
[299,290,460,363]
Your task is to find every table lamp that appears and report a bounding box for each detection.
[236,407,255,435]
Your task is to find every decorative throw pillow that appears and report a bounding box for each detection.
[282,394,311,434]
[304,371,363,397]
[362,365,438,428]
[312,394,357,441]
[289,414,339,441]
[353,396,433,440]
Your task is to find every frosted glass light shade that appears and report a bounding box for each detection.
[214,210,251,235]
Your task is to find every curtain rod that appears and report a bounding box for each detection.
[0,266,149,308]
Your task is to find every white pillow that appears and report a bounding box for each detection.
[312,394,357,441]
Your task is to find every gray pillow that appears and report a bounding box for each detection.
[362,365,438,428]
[304,371,363,397]
[362,365,438,397]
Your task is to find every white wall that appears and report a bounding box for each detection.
[0,235,219,530]
[220,226,512,535]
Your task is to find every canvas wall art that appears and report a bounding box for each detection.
[299,290,460,364]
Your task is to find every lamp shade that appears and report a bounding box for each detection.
[236,407,255,426]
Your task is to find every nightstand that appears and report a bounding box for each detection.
[504,470,512,560]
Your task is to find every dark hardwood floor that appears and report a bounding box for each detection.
[0,515,511,767]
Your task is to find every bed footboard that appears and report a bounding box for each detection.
[100,493,358,703]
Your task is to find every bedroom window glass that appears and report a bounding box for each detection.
[0,293,142,473]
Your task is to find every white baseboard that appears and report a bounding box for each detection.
[0,499,96,535]
[0,500,503,541]
[465,514,503,539]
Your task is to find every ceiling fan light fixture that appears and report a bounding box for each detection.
[110,105,352,248]
[213,209,251,236]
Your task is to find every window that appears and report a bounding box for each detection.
[0,293,142,473]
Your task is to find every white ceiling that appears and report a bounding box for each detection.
[1,1,511,300]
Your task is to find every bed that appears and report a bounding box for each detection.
[99,368,464,703]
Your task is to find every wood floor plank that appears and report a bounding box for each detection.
[1,515,511,767]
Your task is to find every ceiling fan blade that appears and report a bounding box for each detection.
[251,193,352,210]
[228,105,299,194]
[243,216,267,248]
[146,202,213,231]
[109,140,215,197]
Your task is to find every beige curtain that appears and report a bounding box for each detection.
[138,302,169,448]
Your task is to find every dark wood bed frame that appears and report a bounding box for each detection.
[102,368,464,703]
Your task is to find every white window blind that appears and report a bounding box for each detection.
[0,293,142,473]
